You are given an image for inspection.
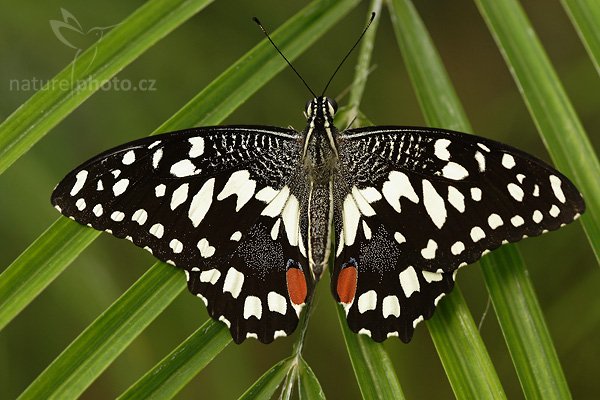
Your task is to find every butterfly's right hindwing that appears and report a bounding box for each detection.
[52,126,313,343]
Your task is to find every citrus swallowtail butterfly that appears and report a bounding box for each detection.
[51,18,585,344]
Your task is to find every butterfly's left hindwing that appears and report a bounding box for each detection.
[332,126,585,342]
[52,126,314,343]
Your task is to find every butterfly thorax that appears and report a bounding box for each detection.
[302,97,339,280]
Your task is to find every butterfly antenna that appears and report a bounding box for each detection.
[321,12,376,97]
[253,17,317,98]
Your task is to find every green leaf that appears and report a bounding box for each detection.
[336,306,405,400]
[387,0,468,131]
[0,0,361,333]
[427,287,506,399]
[297,358,326,400]
[344,0,383,128]
[237,358,294,400]
[0,219,99,331]
[0,0,214,175]
[19,262,184,400]
[118,320,231,400]
[560,0,600,75]
[480,246,571,399]
[474,0,600,263]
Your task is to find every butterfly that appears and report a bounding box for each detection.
[51,15,585,344]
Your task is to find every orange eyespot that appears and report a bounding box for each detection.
[336,265,358,304]
[286,267,308,305]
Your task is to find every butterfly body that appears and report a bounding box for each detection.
[52,95,584,344]
[303,97,340,279]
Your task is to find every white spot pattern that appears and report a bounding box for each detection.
[281,194,300,246]
[75,198,86,211]
[488,213,503,229]
[362,220,372,240]
[111,211,125,222]
[422,271,443,283]
[474,151,486,172]
[122,150,135,165]
[131,209,148,225]
[152,149,163,169]
[358,290,377,313]
[343,194,361,246]
[399,266,420,297]
[394,232,406,244]
[434,139,451,161]
[200,269,221,284]
[422,179,447,229]
[267,292,287,315]
[255,186,278,203]
[112,179,129,196]
[149,223,164,238]
[471,187,482,201]
[450,241,465,255]
[243,296,262,319]
[382,295,400,318]
[169,239,184,253]
[382,171,419,213]
[155,184,166,197]
[188,137,205,158]
[188,178,215,227]
[217,170,256,212]
[470,226,486,242]
[223,267,244,298]
[507,183,524,201]
[447,186,465,212]
[549,175,566,203]
[502,153,516,169]
[442,162,469,180]
[271,219,281,240]
[262,186,290,217]
[92,204,103,217]
[511,215,525,227]
[170,183,189,210]
[170,159,199,177]
[421,239,438,260]
[197,238,215,258]
[70,170,88,196]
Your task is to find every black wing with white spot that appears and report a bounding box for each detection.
[52,126,314,344]
[331,126,585,342]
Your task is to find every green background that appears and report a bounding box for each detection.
[0,0,598,398]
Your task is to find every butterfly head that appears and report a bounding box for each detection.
[304,97,337,122]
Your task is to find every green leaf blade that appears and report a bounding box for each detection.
[336,306,405,400]
[237,358,294,400]
[560,0,600,75]
[0,0,214,175]
[19,262,184,400]
[297,358,326,400]
[0,219,99,331]
[427,287,506,399]
[480,247,571,399]
[118,321,231,400]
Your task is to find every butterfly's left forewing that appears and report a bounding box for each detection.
[52,126,313,343]
[332,126,584,342]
